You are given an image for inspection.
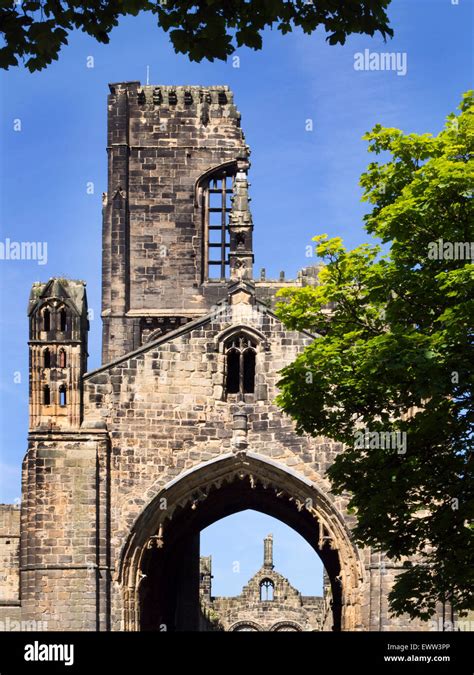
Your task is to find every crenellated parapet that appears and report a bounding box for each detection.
[127,84,241,126]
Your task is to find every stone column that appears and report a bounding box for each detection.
[263,534,274,570]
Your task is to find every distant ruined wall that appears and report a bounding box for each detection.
[205,572,324,632]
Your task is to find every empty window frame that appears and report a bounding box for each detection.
[204,174,233,280]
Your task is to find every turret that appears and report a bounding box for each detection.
[28,278,88,429]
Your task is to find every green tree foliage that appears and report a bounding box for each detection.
[275,93,474,620]
[0,0,393,72]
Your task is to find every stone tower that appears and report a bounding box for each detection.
[101,82,253,363]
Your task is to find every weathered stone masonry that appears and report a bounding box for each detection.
[102,83,253,364]
[0,82,445,631]
[0,506,21,627]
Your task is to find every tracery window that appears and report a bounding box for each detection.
[260,578,274,601]
[225,334,256,397]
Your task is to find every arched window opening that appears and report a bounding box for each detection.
[43,308,51,332]
[43,385,51,405]
[58,349,67,368]
[243,349,255,394]
[260,578,274,602]
[224,334,257,398]
[203,172,234,280]
[225,349,240,394]
[59,385,67,407]
[59,309,68,332]
[43,349,51,369]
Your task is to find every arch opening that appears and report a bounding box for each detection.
[119,454,364,632]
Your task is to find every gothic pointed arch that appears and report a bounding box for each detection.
[118,452,366,632]
[214,324,267,350]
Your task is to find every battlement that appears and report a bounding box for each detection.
[109,81,236,109]
[107,82,241,130]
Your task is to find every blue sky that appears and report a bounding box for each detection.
[0,0,472,595]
